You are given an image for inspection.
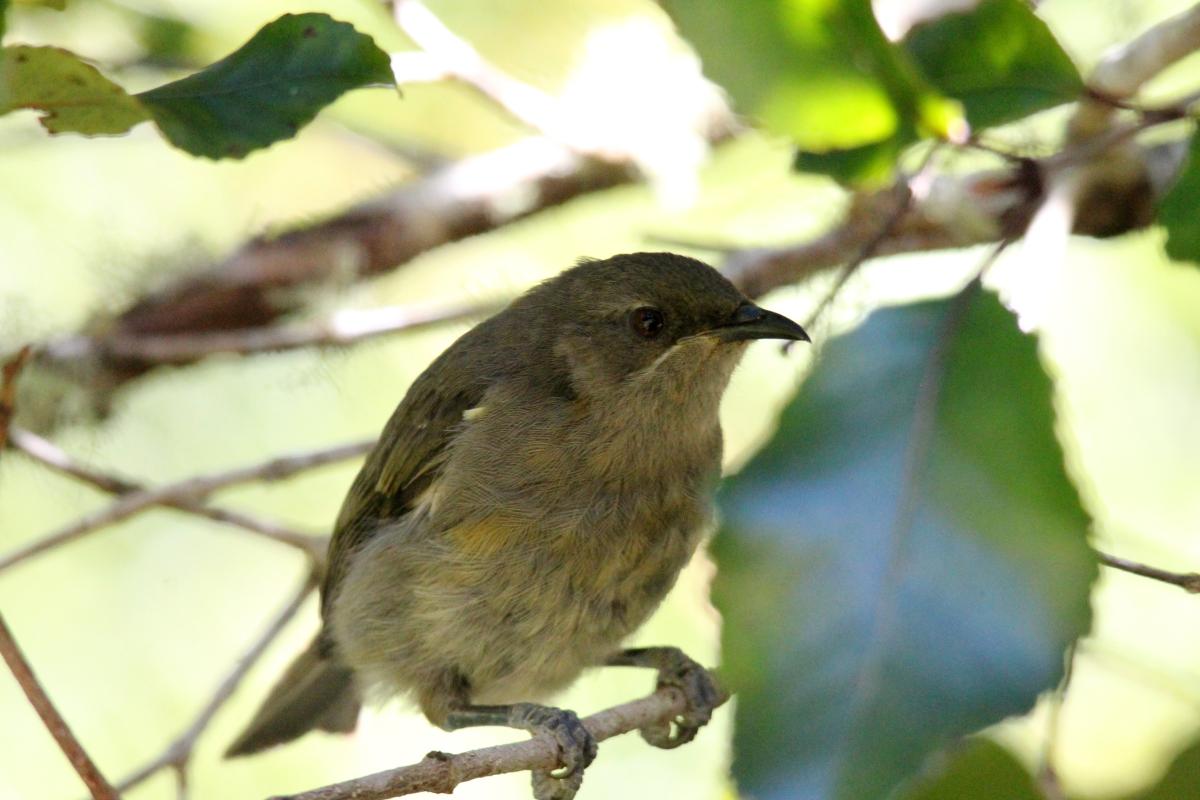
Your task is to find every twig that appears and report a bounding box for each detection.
[9,428,328,559]
[0,439,372,573]
[0,345,32,451]
[0,613,121,800]
[270,685,723,800]
[1037,643,1077,800]
[116,575,317,795]
[1,345,120,800]
[86,301,494,364]
[1098,551,1200,593]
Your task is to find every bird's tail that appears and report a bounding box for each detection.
[225,635,360,757]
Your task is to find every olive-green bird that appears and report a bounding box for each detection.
[227,252,809,799]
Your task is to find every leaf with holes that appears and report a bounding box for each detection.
[715,286,1096,800]
[0,46,150,134]
[137,12,394,159]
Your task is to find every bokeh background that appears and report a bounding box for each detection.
[2,1,1200,799]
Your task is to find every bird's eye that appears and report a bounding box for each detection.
[630,307,665,339]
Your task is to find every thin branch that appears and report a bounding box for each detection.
[86,301,495,364]
[1098,551,1200,593]
[0,345,120,800]
[0,438,372,573]
[9,428,328,559]
[0,613,121,800]
[116,575,317,795]
[271,685,723,800]
[0,345,32,451]
[1037,643,1077,800]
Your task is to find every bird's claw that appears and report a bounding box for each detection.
[639,648,724,750]
[509,703,597,800]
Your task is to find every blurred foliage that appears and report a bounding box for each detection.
[3,1,1200,800]
[1157,130,1200,264]
[716,287,1095,800]
[667,0,1081,183]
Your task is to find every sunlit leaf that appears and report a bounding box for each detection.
[716,286,1096,800]
[665,0,962,184]
[903,0,1083,129]
[137,13,394,159]
[901,739,1042,800]
[0,46,150,134]
[1158,132,1200,265]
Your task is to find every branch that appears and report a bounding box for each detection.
[0,345,32,451]
[271,686,722,800]
[0,438,371,573]
[38,136,636,400]
[116,575,317,795]
[0,348,120,800]
[8,427,329,560]
[725,138,1187,300]
[53,301,496,365]
[1098,551,1200,593]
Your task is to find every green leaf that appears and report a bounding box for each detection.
[0,46,151,134]
[137,13,394,159]
[665,0,963,184]
[715,285,1096,800]
[903,0,1083,129]
[901,739,1042,800]
[1158,132,1200,265]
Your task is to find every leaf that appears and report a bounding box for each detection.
[1158,132,1200,265]
[665,0,963,184]
[0,46,151,134]
[903,0,1083,129]
[715,285,1096,800]
[901,739,1042,800]
[137,13,394,159]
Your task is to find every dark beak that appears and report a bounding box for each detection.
[711,302,810,343]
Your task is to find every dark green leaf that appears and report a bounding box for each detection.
[137,13,394,159]
[902,739,1042,800]
[665,0,962,184]
[1158,132,1200,265]
[903,0,1083,129]
[716,286,1096,800]
[0,46,150,134]
[793,137,906,186]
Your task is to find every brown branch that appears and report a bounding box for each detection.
[76,300,495,364]
[725,137,1185,301]
[37,136,636,400]
[1098,551,1200,593]
[0,345,32,451]
[0,438,371,573]
[0,346,120,800]
[0,613,121,800]
[271,685,722,800]
[116,575,317,795]
[8,427,329,561]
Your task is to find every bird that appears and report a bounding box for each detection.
[226,252,809,799]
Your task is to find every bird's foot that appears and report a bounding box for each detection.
[508,703,597,800]
[608,646,724,749]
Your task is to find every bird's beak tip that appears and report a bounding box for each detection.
[713,303,810,344]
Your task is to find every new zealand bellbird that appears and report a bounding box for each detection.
[227,252,809,799]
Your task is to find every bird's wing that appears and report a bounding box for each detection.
[321,352,488,619]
